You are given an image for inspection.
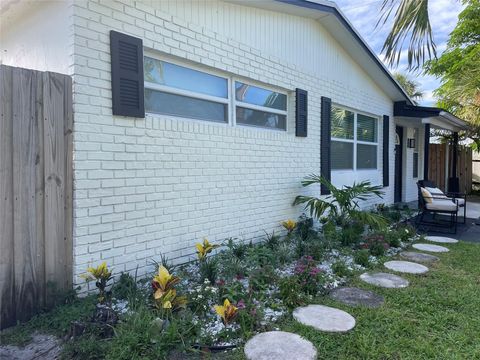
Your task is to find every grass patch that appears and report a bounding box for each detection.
[0,296,96,346]
[272,241,480,359]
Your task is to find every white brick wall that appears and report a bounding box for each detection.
[71,0,397,291]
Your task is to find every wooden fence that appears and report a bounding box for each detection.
[0,65,73,329]
[428,143,472,194]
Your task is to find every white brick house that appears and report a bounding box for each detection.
[0,0,467,290]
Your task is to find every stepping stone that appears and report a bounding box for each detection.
[412,243,449,253]
[425,235,458,244]
[293,304,356,332]
[384,260,429,274]
[330,287,384,308]
[400,251,439,263]
[244,331,317,360]
[360,272,409,288]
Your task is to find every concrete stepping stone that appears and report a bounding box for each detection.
[425,236,458,244]
[412,243,449,253]
[360,272,409,288]
[400,251,439,263]
[244,331,317,360]
[384,260,429,274]
[329,287,384,308]
[293,304,356,332]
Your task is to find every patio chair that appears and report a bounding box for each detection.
[416,182,459,234]
[418,180,467,224]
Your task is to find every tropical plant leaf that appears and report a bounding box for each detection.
[377,0,436,70]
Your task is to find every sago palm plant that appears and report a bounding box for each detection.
[293,174,387,229]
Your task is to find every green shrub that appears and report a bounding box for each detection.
[246,245,276,268]
[199,257,219,285]
[264,230,280,249]
[363,235,389,256]
[354,249,370,267]
[112,273,138,300]
[249,266,277,292]
[332,261,352,277]
[278,276,306,309]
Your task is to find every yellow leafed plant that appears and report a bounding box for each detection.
[80,262,113,304]
[195,238,220,261]
[152,266,187,313]
[282,219,297,234]
[214,298,238,326]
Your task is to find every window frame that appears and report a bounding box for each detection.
[232,79,288,131]
[143,52,232,125]
[330,104,379,171]
[143,51,289,131]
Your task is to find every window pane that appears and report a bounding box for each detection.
[145,89,227,123]
[331,141,354,170]
[144,57,228,98]
[236,106,286,130]
[357,144,377,169]
[235,82,287,111]
[357,114,377,142]
[331,107,354,140]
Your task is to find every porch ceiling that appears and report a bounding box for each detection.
[394,101,468,133]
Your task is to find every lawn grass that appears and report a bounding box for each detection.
[269,241,480,360]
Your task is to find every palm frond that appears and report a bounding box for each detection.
[292,195,336,219]
[350,210,388,229]
[377,0,436,70]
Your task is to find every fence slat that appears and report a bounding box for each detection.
[64,75,74,290]
[43,72,67,298]
[35,71,46,308]
[12,68,42,322]
[0,66,15,329]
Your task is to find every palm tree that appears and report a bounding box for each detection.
[393,72,424,104]
[377,0,435,70]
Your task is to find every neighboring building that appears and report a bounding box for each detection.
[0,0,467,290]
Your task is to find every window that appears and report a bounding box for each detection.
[143,56,288,130]
[331,105,378,170]
[234,81,287,130]
[144,57,229,123]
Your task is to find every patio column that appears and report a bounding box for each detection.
[448,132,460,192]
[423,123,430,180]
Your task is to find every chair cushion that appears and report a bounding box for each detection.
[454,198,465,206]
[425,187,448,198]
[426,199,457,212]
[420,187,433,203]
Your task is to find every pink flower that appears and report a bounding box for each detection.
[236,300,246,309]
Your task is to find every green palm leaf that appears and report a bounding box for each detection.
[377,0,436,70]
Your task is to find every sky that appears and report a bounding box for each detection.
[333,0,465,106]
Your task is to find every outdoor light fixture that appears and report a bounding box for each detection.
[407,138,416,148]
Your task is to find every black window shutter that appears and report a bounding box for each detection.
[110,30,145,118]
[295,88,308,137]
[383,115,390,187]
[320,97,331,195]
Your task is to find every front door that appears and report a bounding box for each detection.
[394,126,403,203]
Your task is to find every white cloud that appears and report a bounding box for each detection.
[334,0,464,106]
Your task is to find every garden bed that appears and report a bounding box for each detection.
[1,177,422,359]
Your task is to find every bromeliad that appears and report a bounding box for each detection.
[214,298,238,326]
[195,238,220,261]
[281,219,297,234]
